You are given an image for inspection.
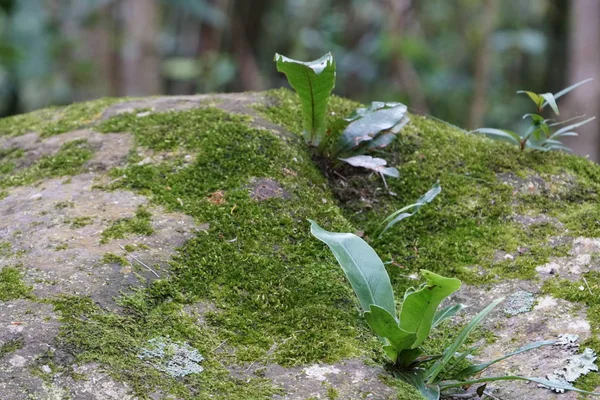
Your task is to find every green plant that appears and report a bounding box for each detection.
[373,182,441,239]
[274,53,408,179]
[310,221,600,399]
[473,78,595,152]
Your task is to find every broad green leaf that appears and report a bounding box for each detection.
[375,183,441,238]
[394,369,441,400]
[364,304,415,362]
[337,102,408,153]
[552,78,593,101]
[438,375,600,396]
[426,297,504,384]
[432,304,465,329]
[309,220,396,317]
[517,90,542,107]
[339,155,399,177]
[472,128,521,145]
[274,53,336,146]
[539,93,559,115]
[399,270,461,349]
[455,340,555,379]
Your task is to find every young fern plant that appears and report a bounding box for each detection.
[473,78,595,152]
[274,53,408,181]
[310,220,600,399]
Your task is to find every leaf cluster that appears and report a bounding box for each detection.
[310,221,600,399]
[274,53,408,180]
[473,78,595,152]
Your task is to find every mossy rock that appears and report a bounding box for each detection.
[0,90,599,399]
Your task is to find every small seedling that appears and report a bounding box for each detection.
[473,78,595,152]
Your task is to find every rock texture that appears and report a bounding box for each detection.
[1,91,600,399]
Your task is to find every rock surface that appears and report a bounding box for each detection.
[1,91,600,399]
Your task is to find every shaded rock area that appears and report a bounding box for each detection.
[1,91,600,399]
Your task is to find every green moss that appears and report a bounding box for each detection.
[55,201,75,210]
[54,243,68,251]
[325,386,339,399]
[0,267,32,301]
[53,295,281,399]
[0,241,11,257]
[0,107,58,138]
[0,139,93,188]
[0,337,24,358]
[0,147,24,174]
[100,206,154,243]
[102,253,130,266]
[123,244,136,252]
[0,98,126,138]
[379,374,427,399]
[258,89,580,285]
[69,216,94,229]
[34,91,600,398]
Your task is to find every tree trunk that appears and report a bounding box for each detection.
[562,0,600,161]
[468,0,497,130]
[119,0,161,96]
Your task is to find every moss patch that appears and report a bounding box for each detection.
[0,147,24,174]
[258,89,596,286]
[102,253,130,266]
[0,267,32,301]
[7,90,599,398]
[0,139,93,188]
[0,97,126,138]
[100,206,154,243]
[53,295,281,399]
[0,337,24,358]
[69,216,94,229]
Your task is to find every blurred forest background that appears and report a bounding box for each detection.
[0,0,599,158]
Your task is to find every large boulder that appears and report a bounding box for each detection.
[1,89,599,399]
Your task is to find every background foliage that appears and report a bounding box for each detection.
[0,0,598,158]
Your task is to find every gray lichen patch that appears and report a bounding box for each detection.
[0,173,197,307]
[504,290,536,315]
[138,337,204,377]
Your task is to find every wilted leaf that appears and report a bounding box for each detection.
[339,155,399,177]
